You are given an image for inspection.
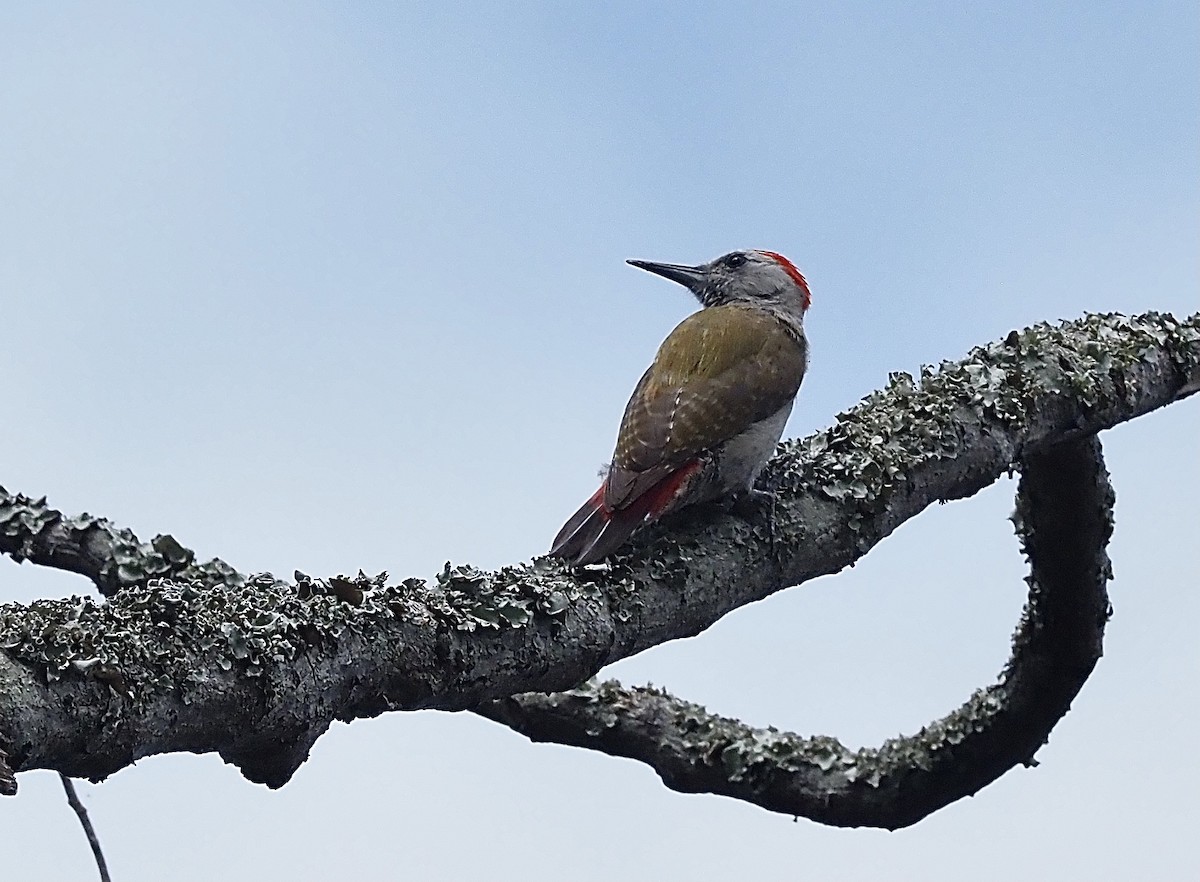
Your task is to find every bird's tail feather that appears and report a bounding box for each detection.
[548,461,701,567]
[549,484,644,567]
[549,485,605,559]
[568,506,645,567]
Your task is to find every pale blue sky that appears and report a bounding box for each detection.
[1,4,1197,880]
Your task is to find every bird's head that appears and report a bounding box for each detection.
[627,250,811,317]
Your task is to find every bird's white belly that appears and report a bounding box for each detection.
[713,400,793,496]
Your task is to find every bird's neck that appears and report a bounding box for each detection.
[725,300,807,345]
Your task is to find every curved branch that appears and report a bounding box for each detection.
[480,435,1113,828]
[0,311,1195,796]
[0,492,242,597]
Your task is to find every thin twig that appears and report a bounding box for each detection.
[59,773,111,882]
[0,746,16,796]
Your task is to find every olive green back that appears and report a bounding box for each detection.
[606,305,807,509]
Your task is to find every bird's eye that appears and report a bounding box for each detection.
[724,253,747,269]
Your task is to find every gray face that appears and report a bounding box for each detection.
[628,250,811,316]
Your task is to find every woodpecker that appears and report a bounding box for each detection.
[549,249,811,567]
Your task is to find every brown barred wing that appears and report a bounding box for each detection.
[605,306,806,511]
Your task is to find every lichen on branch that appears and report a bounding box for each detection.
[0,310,1196,824]
[482,435,1116,828]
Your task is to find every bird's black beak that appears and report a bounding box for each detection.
[627,259,707,292]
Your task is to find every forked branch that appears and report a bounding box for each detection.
[0,311,1196,828]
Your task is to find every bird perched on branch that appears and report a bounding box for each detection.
[549,249,811,567]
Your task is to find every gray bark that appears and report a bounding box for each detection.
[480,435,1114,828]
[1,310,1197,826]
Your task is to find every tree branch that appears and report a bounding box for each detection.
[479,434,1114,828]
[0,493,242,597]
[0,745,15,796]
[59,774,112,882]
[0,311,1196,811]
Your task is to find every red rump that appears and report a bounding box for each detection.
[762,251,811,310]
[600,456,700,518]
[602,458,702,522]
[639,459,702,519]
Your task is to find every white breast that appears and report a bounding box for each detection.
[713,400,794,496]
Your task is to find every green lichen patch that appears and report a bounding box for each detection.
[0,556,596,701]
[763,311,1197,538]
[568,679,863,785]
[0,578,319,697]
[417,560,593,631]
[564,678,1015,793]
[0,485,244,592]
[0,491,59,553]
[662,687,862,785]
[858,685,1009,783]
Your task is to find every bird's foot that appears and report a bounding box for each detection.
[729,488,775,519]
